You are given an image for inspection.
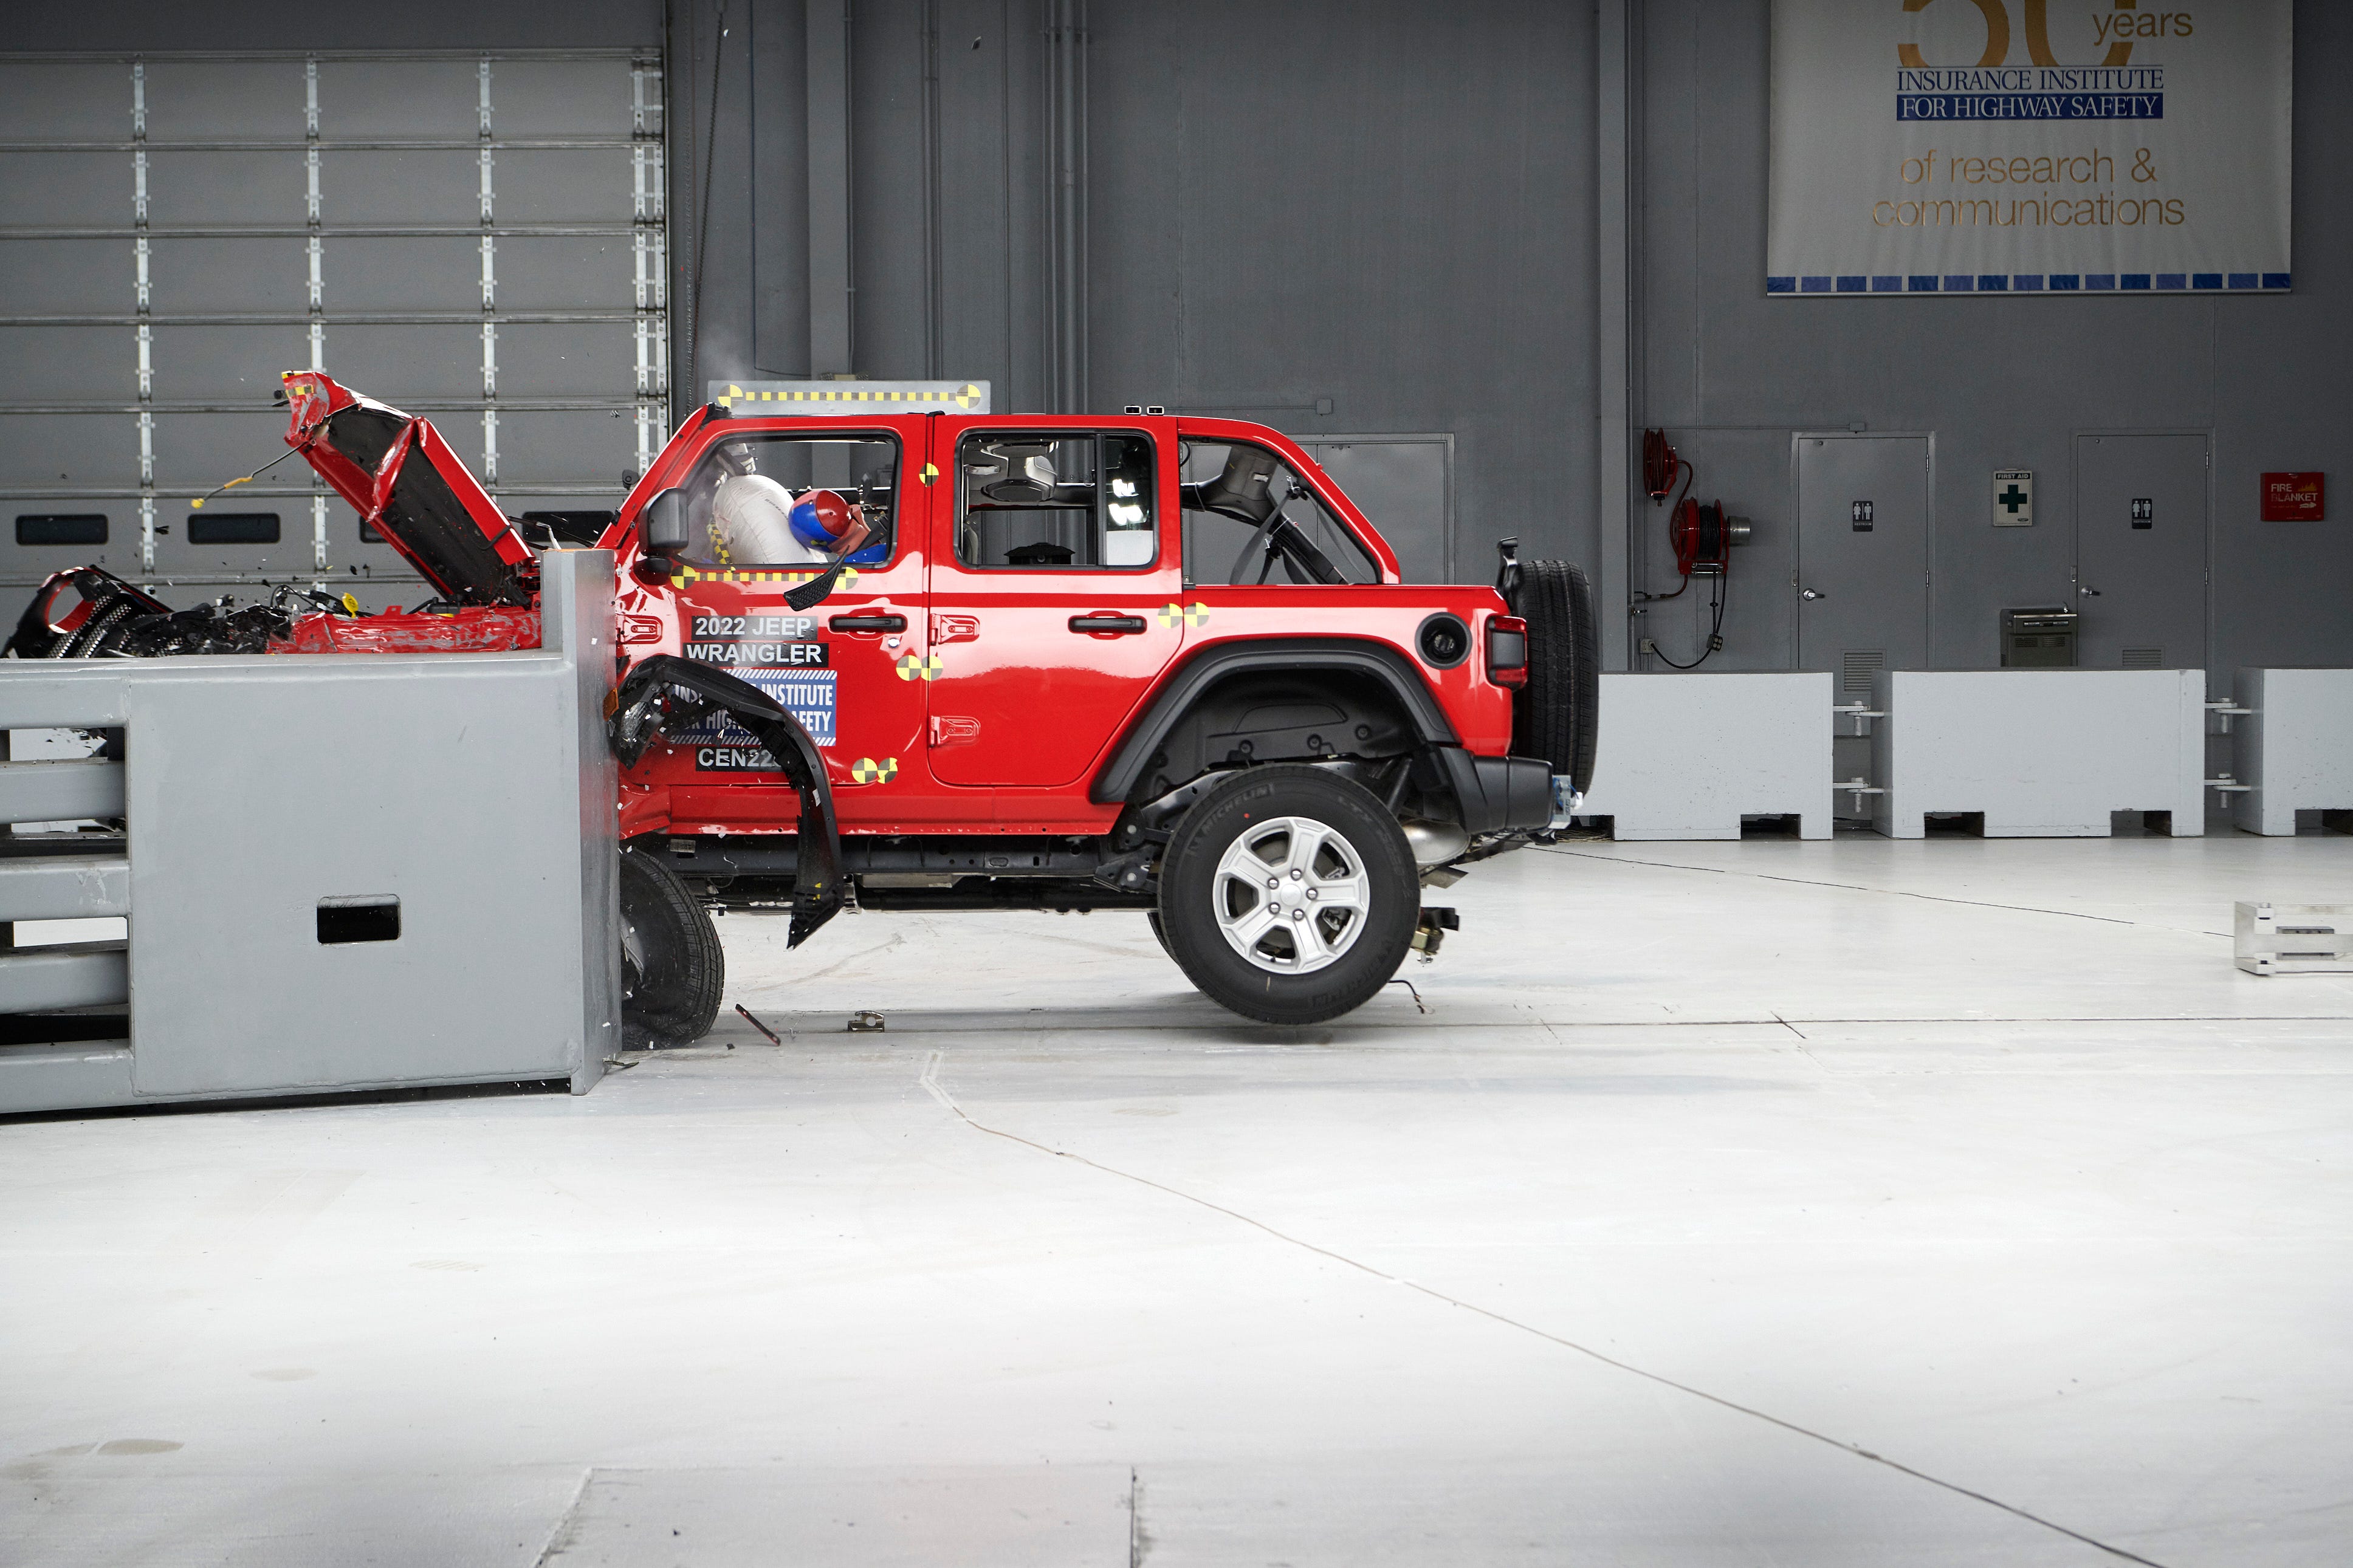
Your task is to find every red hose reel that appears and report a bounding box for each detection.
[1643,430,1751,578]
[1671,497,1749,577]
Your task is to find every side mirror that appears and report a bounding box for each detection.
[641,488,690,558]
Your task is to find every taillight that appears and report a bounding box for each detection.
[1487,614,1528,688]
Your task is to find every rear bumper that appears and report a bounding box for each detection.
[1437,749,1556,834]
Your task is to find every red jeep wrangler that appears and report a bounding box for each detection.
[15,373,1598,1036]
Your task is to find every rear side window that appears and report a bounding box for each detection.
[955,430,1157,570]
[1179,442,1379,586]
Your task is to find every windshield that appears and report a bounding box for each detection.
[1178,440,1381,587]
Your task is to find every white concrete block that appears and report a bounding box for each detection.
[1869,669,2206,838]
[1576,672,1833,840]
[2231,668,2353,835]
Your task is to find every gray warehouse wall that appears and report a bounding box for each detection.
[1632,0,2353,680]
[22,0,2340,681]
[675,0,1600,578]
[5,1,660,52]
[1082,2,1598,575]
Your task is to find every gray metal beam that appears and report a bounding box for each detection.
[0,139,636,152]
[0,943,128,1012]
[4,312,637,327]
[1596,0,1632,670]
[1048,0,1088,414]
[0,49,645,63]
[0,226,639,241]
[0,858,131,922]
[0,762,125,825]
[807,0,854,377]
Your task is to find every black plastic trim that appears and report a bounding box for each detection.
[1091,637,1457,804]
[1435,749,1555,834]
[1415,612,1471,669]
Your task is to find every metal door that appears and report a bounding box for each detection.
[1294,436,1451,582]
[0,51,665,611]
[1795,435,1929,691]
[2073,434,2208,670]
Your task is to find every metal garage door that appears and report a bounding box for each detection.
[0,49,666,610]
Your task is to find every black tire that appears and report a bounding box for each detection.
[619,847,724,1049]
[1146,911,1175,961]
[1510,559,1599,795]
[1158,765,1419,1025]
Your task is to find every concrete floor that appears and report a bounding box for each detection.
[3,834,2350,1567]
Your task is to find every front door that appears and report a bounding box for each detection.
[923,417,1186,790]
[2073,433,2208,671]
[664,419,931,824]
[1795,434,1931,694]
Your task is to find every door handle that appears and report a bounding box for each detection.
[1800,588,1826,601]
[2078,585,2102,597]
[828,612,907,634]
[1069,614,1148,634]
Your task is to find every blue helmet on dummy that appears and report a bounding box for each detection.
[787,488,886,565]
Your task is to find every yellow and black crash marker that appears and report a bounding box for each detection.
[675,564,860,589]
[848,756,899,784]
[894,652,943,682]
[1157,601,1210,629]
[918,462,940,486]
[716,382,984,411]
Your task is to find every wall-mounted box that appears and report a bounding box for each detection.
[2260,472,2324,521]
[2000,607,2077,668]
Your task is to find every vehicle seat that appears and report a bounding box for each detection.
[1195,445,1280,527]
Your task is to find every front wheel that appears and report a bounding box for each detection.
[619,847,724,1049]
[1158,765,1420,1025]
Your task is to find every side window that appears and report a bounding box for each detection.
[1179,440,1381,586]
[684,432,899,568]
[955,430,1157,570]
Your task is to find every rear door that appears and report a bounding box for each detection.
[923,416,1184,789]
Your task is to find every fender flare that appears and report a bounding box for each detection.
[1091,637,1458,804]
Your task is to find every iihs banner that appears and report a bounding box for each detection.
[1767,1,2292,296]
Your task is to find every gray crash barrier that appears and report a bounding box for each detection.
[0,550,619,1114]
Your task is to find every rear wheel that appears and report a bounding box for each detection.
[1510,559,1599,795]
[619,847,724,1049]
[1158,765,1418,1025]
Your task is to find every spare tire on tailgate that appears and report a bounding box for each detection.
[1507,560,1599,796]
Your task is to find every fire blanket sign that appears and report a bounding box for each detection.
[1767,1,2292,296]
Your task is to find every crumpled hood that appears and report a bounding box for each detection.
[281,371,536,607]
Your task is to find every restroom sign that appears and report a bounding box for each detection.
[1994,470,2034,526]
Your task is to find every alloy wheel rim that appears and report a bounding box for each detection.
[1211,814,1370,975]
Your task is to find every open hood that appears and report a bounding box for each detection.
[281,371,535,607]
